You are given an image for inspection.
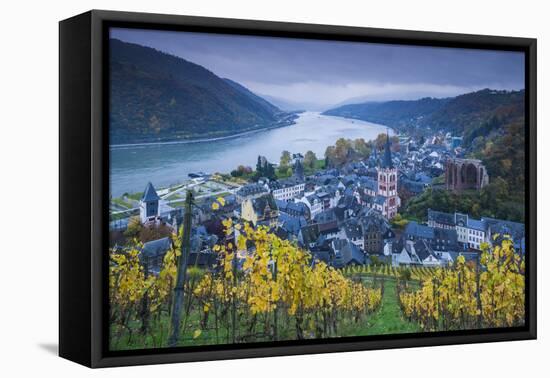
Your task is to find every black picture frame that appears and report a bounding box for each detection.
[59,9,537,368]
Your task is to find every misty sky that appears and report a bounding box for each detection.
[110,28,525,110]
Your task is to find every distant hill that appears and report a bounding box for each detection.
[323,97,450,130]
[327,89,526,221]
[222,78,280,115]
[323,89,525,137]
[259,94,309,112]
[325,89,526,200]
[109,39,294,144]
[425,89,525,137]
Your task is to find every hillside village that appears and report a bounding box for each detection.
[110,131,525,274]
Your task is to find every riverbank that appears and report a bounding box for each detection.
[109,112,391,196]
[110,113,300,149]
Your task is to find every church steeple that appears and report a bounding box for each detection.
[381,130,393,169]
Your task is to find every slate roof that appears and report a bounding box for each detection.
[361,213,390,234]
[400,179,427,194]
[269,177,303,190]
[141,237,171,259]
[287,201,308,213]
[314,209,338,224]
[236,183,268,197]
[434,227,457,241]
[333,239,365,266]
[342,242,365,265]
[300,224,320,246]
[323,184,340,196]
[428,209,455,226]
[399,240,422,264]
[342,174,358,186]
[316,191,329,199]
[306,194,320,204]
[467,218,487,232]
[405,221,435,239]
[275,199,287,211]
[276,200,309,217]
[142,182,160,202]
[414,239,436,261]
[279,213,307,235]
[359,177,378,192]
[483,218,524,237]
[344,220,363,239]
[339,194,360,211]
[315,174,338,186]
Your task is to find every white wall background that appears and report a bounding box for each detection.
[0,0,546,376]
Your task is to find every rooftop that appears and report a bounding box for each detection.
[236,183,268,197]
[405,221,435,239]
[142,182,160,202]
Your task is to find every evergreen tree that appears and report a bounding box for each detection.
[256,155,263,178]
[266,163,276,180]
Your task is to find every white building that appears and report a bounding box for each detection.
[391,239,441,267]
[297,193,323,219]
[454,213,487,250]
[268,179,305,201]
[429,210,489,251]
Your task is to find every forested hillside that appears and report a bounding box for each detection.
[109,39,293,144]
[324,89,524,137]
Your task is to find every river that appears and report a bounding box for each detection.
[109,112,391,197]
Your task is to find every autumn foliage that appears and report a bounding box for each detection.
[398,237,525,331]
[109,219,382,348]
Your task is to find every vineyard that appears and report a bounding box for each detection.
[341,262,440,281]
[109,220,384,350]
[109,217,525,350]
[398,238,525,331]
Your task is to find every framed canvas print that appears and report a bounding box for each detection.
[59,10,536,368]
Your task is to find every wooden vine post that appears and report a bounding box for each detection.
[168,190,193,347]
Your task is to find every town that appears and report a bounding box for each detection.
[109,131,525,274]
